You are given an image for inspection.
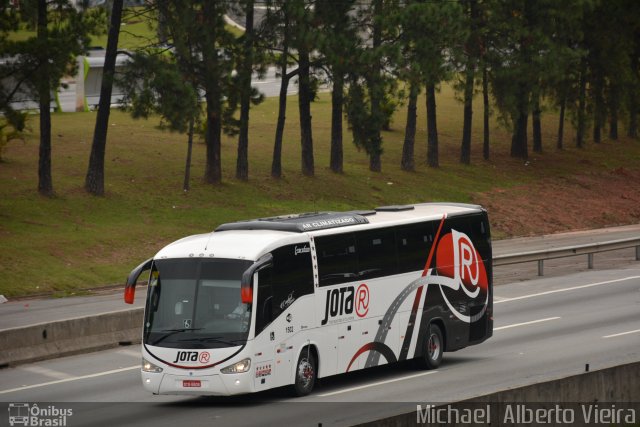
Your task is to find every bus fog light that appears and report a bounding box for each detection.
[142,358,163,373]
[221,358,251,374]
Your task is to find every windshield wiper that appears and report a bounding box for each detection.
[178,336,245,346]
[150,328,204,345]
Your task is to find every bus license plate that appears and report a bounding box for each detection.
[183,380,201,388]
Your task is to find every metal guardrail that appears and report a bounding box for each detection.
[493,237,640,276]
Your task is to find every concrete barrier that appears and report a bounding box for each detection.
[0,308,143,367]
[355,361,640,426]
[464,362,640,404]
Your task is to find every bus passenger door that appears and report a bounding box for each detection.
[253,268,296,391]
[253,268,276,392]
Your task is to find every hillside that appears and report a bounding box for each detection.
[1,86,639,297]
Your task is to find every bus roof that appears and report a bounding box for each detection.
[215,202,483,234]
[155,203,484,261]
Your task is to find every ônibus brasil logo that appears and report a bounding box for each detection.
[8,403,73,427]
[430,229,489,323]
[321,283,369,325]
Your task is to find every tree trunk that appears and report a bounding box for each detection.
[368,77,383,172]
[576,57,586,148]
[367,74,383,172]
[203,0,222,184]
[482,66,490,160]
[557,96,565,150]
[401,81,418,172]
[532,90,542,153]
[609,84,619,140]
[204,95,222,183]
[236,0,254,181]
[368,0,383,173]
[510,83,528,160]
[369,148,381,172]
[629,95,638,139]
[298,49,314,176]
[593,114,601,144]
[157,2,168,44]
[593,70,604,143]
[85,0,123,196]
[460,64,474,165]
[426,82,439,168]
[37,0,53,197]
[272,77,289,178]
[271,18,290,179]
[510,109,528,160]
[330,72,344,173]
[629,55,639,139]
[183,117,194,192]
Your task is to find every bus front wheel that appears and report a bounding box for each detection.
[292,349,316,396]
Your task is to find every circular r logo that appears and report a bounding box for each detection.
[199,352,210,363]
[355,284,370,318]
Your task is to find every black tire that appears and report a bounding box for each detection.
[419,323,443,370]
[292,349,316,397]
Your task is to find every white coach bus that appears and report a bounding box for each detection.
[124,203,493,396]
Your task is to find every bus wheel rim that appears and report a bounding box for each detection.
[428,333,440,360]
[298,358,314,388]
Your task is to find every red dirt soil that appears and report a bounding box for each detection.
[473,167,640,238]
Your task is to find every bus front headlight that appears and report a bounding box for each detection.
[142,358,163,373]
[220,358,251,374]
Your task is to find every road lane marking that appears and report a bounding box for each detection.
[0,365,139,395]
[19,366,74,380]
[495,276,640,304]
[603,329,640,339]
[317,371,437,397]
[494,317,561,331]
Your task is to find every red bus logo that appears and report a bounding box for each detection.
[199,352,210,363]
[355,284,369,317]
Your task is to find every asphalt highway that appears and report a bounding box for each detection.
[1,265,638,427]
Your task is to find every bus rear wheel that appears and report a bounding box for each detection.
[292,349,316,397]
[419,323,443,370]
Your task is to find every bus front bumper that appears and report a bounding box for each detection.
[142,371,254,396]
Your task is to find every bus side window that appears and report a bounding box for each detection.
[396,222,435,274]
[467,214,492,261]
[316,234,358,286]
[255,267,274,336]
[355,228,397,279]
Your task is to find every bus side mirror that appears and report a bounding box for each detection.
[124,258,153,304]
[241,253,273,304]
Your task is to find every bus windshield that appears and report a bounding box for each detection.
[144,258,253,349]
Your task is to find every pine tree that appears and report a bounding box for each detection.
[0,1,103,195]
[85,0,124,196]
[315,0,357,174]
